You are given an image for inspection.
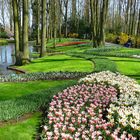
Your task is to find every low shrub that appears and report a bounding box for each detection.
[68,33,79,38]
[0,72,89,82]
[105,33,117,43]
[0,32,9,38]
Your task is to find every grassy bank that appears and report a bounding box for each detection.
[0,113,40,140]
[18,55,93,73]
[0,39,8,45]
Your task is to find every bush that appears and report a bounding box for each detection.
[105,33,117,43]
[106,33,140,47]
[0,32,9,38]
[68,33,79,38]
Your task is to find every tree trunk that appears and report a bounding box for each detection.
[9,0,13,32]
[18,0,23,51]
[37,0,41,45]
[1,0,5,29]
[53,0,57,48]
[72,0,76,25]
[64,0,68,38]
[99,0,109,46]
[22,0,30,64]
[40,0,46,57]
[136,8,140,48]
[12,0,22,65]
[90,0,98,47]
[131,0,136,35]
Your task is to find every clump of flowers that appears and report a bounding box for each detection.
[42,83,137,139]
[0,72,89,82]
[79,71,140,131]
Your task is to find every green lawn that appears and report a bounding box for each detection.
[0,80,72,101]
[0,113,40,140]
[18,55,93,73]
[0,80,76,139]
[47,38,74,47]
[108,57,140,83]
[48,45,92,53]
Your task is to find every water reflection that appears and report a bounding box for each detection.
[0,44,15,65]
[0,43,36,75]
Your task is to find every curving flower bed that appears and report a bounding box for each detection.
[0,72,89,82]
[41,71,140,139]
[79,71,140,132]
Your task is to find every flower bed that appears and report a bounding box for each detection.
[79,71,140,132]
[41,71,140,139]
[0,72,89,82]
[56,42,87,47]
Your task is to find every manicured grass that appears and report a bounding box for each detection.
[0,113,40,140]
[0,80,76,121]
[18,55,93,73]
[0,80,72,101]
[67,52,117,72]
[108,57,140,83]
[48,44,92,53]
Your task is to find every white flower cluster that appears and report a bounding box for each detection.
[79,71,140,130]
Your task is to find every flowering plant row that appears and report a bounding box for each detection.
[42,83,138,139]
[79,71,140,131]
[0,72,89,82]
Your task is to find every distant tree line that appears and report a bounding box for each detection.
[0,0,139,65]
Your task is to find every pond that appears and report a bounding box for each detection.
[0,43,36,75]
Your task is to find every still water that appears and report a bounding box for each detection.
[0,43,35,75]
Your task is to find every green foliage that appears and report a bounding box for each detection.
[0,31,9,39]
[105,33,117,43]
[0,80,76,121]
[66,18,90,38]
